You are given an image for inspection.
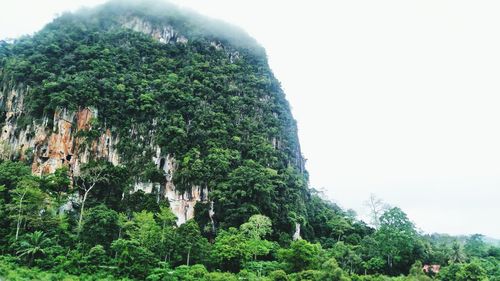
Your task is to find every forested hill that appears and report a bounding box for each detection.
[0,1,498,280]
[0,0,310,236]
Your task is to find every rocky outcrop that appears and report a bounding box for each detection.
[0,83,206,224]
[121,17,241,64]
[293,223,302,240]
[122,17,188,44]
[134,146,208,225]
[0,85,119,176]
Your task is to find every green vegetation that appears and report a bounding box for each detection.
[0,1,498,280]
[0,160,497,280]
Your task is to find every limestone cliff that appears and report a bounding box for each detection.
[0,83,206,225]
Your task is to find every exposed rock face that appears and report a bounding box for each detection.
[0,85,119,176]
[134,146,208,225]
[293,223,301,240]
[122,17,188,44]
[0,84,205,224]
[121,16,242,65]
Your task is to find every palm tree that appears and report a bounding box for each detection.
[17,231,51,266]
[449,241,466,264]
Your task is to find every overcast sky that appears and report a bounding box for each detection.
[1,0,499,239]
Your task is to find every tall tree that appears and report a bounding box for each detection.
[278,239,322,273]
[327,216,353,242]
[364,194,389,230]
[240,214,272,239]
[174,219,209,266]
[74,162,110,232]
[374,207,420,275]
[156,206,177,261]
[240,214,274,261]
[449,241,466,264]
[8,177,46,240]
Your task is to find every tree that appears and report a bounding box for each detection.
[365,257,385,274]
[81,204,119,249]
[17,231,52,266]
[240,214,272,239]
[329,242,363,274]
[0,184,6,249]
[321,258,351,281]
[111,238,158,279]
[8,177,46,240]
[169,264,209,280]
[457,262,488,281]
[327,216,353,242]
[212,160,277,228]
[408,260,432,280]
[75,162,110,232]
[465,234,488,258]
[291,270,323,281]
[40,167,71,208]
[121,190,162,215]
[240,214,274,261]
[268,270,289,281]
[117,212,133,240]
[127,210,161,253]
[84,244,108,272]
[278,239,322,273]
[156,206,177,261]
[438,263,463,281]
[212,227,251,272]
[0,161,31,188]
[364,194,389,229]
[174,219,209,266]
[86,163,130,210]
[373,207,420,275]
[145,262,174,281]
[0,164,24,243]
[205,271,238,281]
[449,241,466,264]
[246,239,274,262]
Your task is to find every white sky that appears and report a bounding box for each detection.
[1,0,499,238]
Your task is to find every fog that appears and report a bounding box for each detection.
[1,0,499,238]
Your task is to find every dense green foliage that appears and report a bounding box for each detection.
[0,160,498,280]
[0,1,498,280]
